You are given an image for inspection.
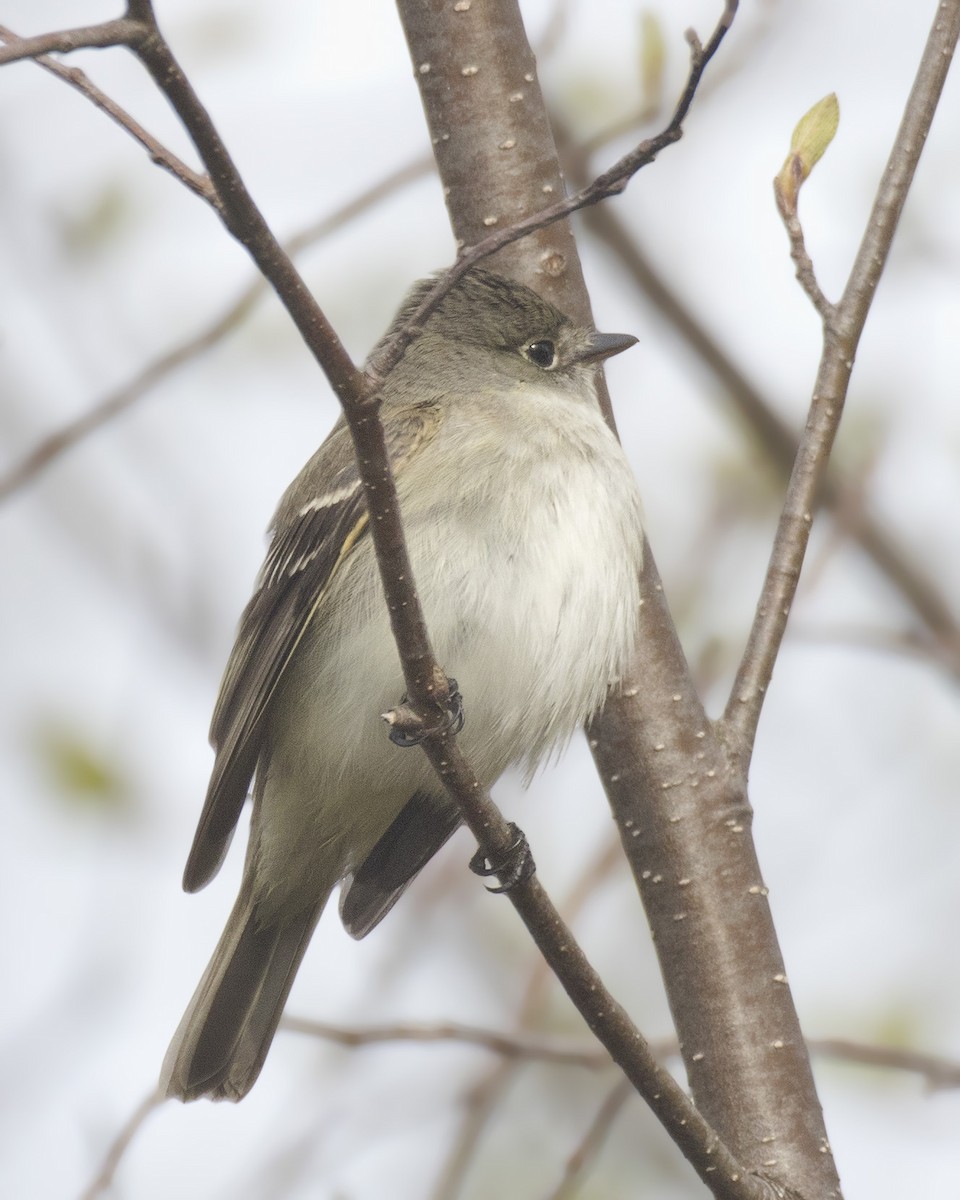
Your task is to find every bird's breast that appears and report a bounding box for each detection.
[404,392,644,776]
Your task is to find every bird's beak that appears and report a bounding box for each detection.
[573,331,639,364]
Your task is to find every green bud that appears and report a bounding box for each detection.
[776,93,839,211]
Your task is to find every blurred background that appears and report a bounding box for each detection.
[1,1,959,1196]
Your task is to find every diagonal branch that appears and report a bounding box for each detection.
[368,0,738,385]
[0,2,737,437]
[545,1078,634,1200]
[725,0,960,745]
[576,192,960,677]
[0,23,214,202]
[431,838,625,1200]
[394,3,800,1192]
[0,155,430,502]
[78,1088,164,1200]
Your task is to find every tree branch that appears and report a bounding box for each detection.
[725,0,960,745]
[0,155,430,502]
[282,1016,613,1069]
[398,0,841,1195]
[809,1038,960,1091]
[371,1,738,391]
[431,837,625,1200]
[0,23,214,202]
[575,193,960,678]
[282,1019,960,1094]
[73,1027,956,1200]
[77,1089,163,1200]
[545,1078,634,1200]
[0,18,143,66]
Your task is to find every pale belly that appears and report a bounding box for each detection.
[254,395,644,904]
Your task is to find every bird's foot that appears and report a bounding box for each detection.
[469,822,535,893]
[382,677,464,747]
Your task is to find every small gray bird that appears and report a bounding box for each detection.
[162,268,644,1101]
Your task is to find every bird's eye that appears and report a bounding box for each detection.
[523,340,557,369]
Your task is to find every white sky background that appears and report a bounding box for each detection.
[1,1,959,1197]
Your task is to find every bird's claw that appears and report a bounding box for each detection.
[383,677,464,747]
[469,822,535,893]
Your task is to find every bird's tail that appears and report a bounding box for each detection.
[161,882,326,1102]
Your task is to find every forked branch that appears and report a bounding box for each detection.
[725,3,960,746]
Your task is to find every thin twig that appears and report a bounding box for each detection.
[284,1017,960,1094]
[0,24,214,202]
[545,1078,634,1200]
[810,1038,960,1091]
[725,0,960,745]
[431,839,629,1200]
[773,176,834,321]
[577,196,960,676]
[77,1088,163,1200]
[367,0,739,384]
[0,155,431,501]
[788,622,943,668]
[70,1028,957,1200]
[281,1016,613,1069]
[0,18,142,66]
[282,1019,960,1094]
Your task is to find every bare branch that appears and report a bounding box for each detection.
[773,175,834,321]
[810,1038,960,1091]
[371,0,739,386]
[283,1019,960,1095]
[432,838,625,1200]
[73,1030,959,1200]
[725,0,960,744]
[576,194,960,678]
[400,0,835,1192]
[282,1016,614,1069]
[0,24,214,202]
[0,18,142,66]
[77,1089,163,1200]
[545,1079,634,1200]
[0,155,430,502]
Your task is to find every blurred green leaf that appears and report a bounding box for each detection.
[56,180,134,258]
[35,721,131,816]
[638,11,666,112]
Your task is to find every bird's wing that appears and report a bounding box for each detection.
[338,791,463,939]
[182,407,440,893]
